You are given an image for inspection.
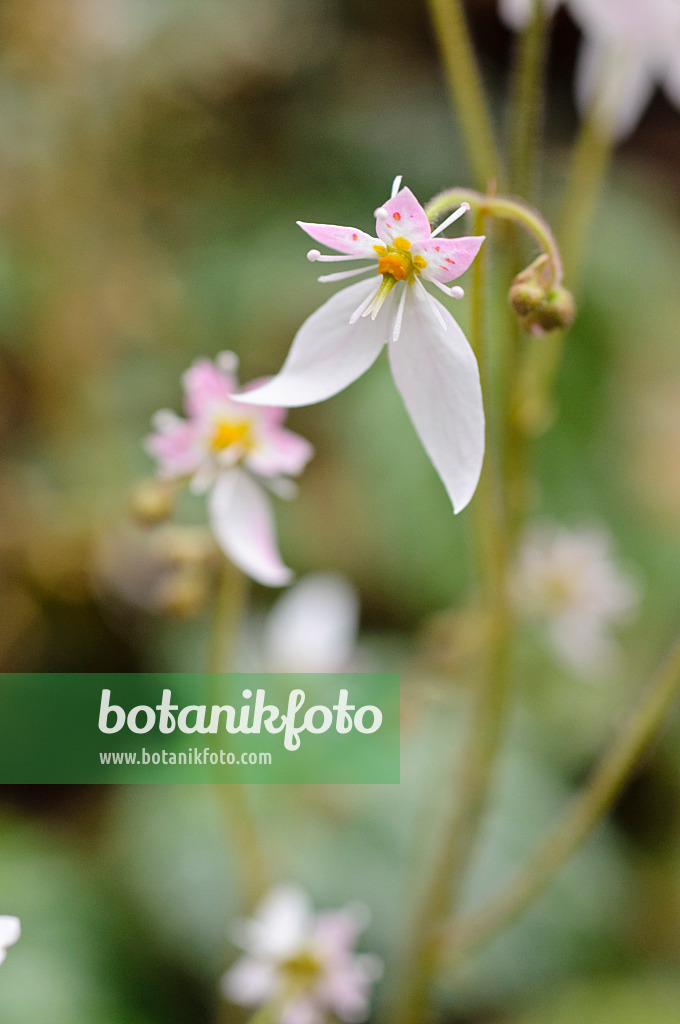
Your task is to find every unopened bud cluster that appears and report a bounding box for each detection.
[509,255,575,336]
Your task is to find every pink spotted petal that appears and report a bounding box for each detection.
[234,278,391,409]
[182,357,237,418]
[297,222,378,257]
[419,235,485,283]
[208,470,293,587]
[145,412,203,478]
[375,187,431,245]
[246,427,314,479]
[388,290,485,514]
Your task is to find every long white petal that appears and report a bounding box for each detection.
[208,470,293,587]
[263,573,359,673]
[234,279,390,408]
[575,38,655,141]
[388,289,485,514]
[0,917,20,951]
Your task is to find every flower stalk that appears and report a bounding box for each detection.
[209,559,270,911]
[441,632,680,961]
[508,0,551,198]
[392,206,514,1024]
[426,0,504,190]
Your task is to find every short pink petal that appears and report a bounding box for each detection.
[388,290,485,514]
[182,358,236,418]
[420,235,485,283]
[208,470,293,587]
[145,413,203,478]
[376,187,431,244]
[247,428,314,478]
[234,278,391,409]
[298,222,378,256]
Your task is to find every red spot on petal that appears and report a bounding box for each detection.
[446,258,455,264]
[352,232,358,240]
[435,246,440,251]
[393,212,401,221]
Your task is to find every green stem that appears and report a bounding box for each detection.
[523,108,613,434]
[426,189,563,286]
[392,211,514,1024]
[209,559,270,911]
[558,100,614,285]
[426,0,504,190]
[508,0,550,198]
[442,633,680,961]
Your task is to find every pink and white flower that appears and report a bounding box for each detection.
[145,353,313,587]
[235,177,486,514]
[0,916,20,966]
[511,524,640,674]
[221,885,382,1024]
[499,0,680,139]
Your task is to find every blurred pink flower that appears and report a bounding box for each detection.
[235,176,486,514]
[221,885,382,1024]
[499,0,680,139]
[512,524,640,674]
[0,916,20,966]
[145,353,313,587]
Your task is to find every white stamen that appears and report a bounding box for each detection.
[349,282,381,324]
[307,250,374,263]
[392,284,408,342]
[217,350,239,372]
[430,202,470,238]
[318,265,378,283]
[391,175,403,198]
[431,280,465,300]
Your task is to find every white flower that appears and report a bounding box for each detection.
[512,524,640,673]
[221,885,382,1024]
[235,176,486,514]
[0,916,20,966]
[145,353,313,587]
[499,0,680,139]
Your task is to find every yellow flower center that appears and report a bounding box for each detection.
[210,417,253,453]
[374,236,427,282]
[281,949,324,992]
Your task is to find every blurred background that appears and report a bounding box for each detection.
[1,0,680,1021]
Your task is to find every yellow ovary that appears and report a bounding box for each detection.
[374,236,426,283]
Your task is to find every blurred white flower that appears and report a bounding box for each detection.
[498,0,680,139]
[0,916,20,966]
[260,573,360,673]
[221,885,382,1024]
[512,524,640,674]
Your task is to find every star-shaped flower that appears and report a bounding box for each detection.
[235,177,486,513]
[221,885,382,1024]
[145,353,313,586]
[511,523,640,673]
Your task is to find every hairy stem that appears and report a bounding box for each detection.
[209,559,270,910]
[442,634,680,960]
[426,189,563,285]
[508,0,550,198]
[392,211,514,1024]
[427,0,504,190]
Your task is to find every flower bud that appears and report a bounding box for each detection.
[509,255,575,336]
[130,479,177,525]
[156,567,211,618]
